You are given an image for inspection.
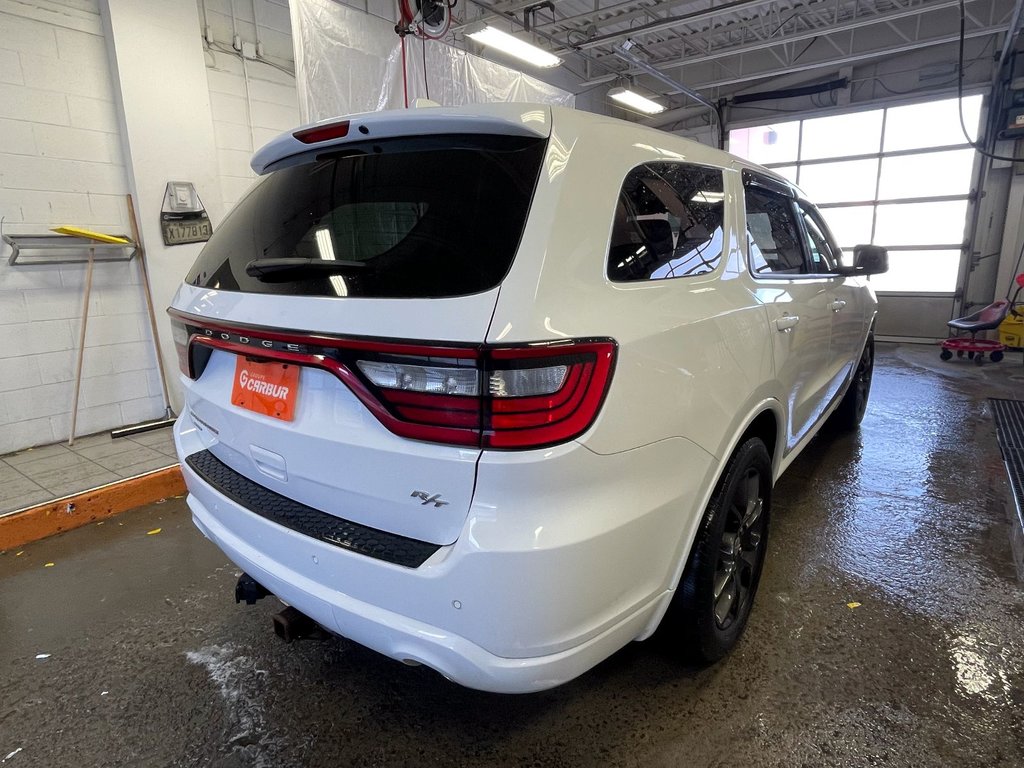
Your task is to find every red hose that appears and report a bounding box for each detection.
[399,0,415,24]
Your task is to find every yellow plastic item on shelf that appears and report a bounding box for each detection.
[999,313,1024,349]
[50,226,131,244]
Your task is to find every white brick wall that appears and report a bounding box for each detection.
[0,2,164,454]
[201,0,299,210]
[0,0,299,454]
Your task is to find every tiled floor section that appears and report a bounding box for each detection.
[0,426,178,516]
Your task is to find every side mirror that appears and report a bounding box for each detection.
[837,244,888,276]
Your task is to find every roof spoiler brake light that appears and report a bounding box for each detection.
[293,120,351,144]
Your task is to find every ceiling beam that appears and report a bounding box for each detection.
[688,24,1003,89]
[637,0,974,67]
[576,0,1002,87]
[563,0,785,52]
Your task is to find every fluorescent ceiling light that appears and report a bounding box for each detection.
[608,87,665,115]
[315,227,348,297]
[466,24,561,68]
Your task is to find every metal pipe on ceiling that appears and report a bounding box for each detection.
[611,40,724,146]
[612,40,717,110]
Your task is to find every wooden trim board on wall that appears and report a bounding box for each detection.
[0,465,185,551]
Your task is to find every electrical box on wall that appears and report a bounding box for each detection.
[1005,107,1024,138]
[160,181,213,246]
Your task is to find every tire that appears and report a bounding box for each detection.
[991,350,1004,363]
[941,349,954,361]
[832,335,874,430]
[667,437,772,662]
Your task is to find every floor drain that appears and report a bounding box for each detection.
[990,399,1024,529]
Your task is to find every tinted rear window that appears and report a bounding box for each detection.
[185,135,546,298]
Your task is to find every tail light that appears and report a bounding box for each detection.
[170,318,190,376]
[167,310,616,450]
[484,344,613,448]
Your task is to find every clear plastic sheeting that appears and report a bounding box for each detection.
[290,0,574,123]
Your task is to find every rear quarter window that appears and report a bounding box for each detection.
[186,135,547,299]
[607,163,725,282]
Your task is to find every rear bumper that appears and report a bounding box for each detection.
[175,411,714,693]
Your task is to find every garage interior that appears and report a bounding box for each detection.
[1,0,1024,765]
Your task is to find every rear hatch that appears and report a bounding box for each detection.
[170,108,551,546]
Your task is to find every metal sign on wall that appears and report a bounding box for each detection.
[160,181,213,246]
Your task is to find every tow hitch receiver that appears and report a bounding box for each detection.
[235,573,271,605]
[272,606,318,643]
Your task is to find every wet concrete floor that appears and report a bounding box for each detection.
[1,343,1023,767]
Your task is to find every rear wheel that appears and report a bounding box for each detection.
[941,349,954,361]
[833,335,874,430]
[991,350,1005,363]
[667,437,772,662]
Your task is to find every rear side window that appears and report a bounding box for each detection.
[744,185,807,275]
[185,135,546,299]
[608,163,725,281]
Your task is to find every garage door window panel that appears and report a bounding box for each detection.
[730,94,983,295]
[883,95,982,151]
[878,149,975,199]
[800,111,883,160]
[608,163,726,282]
[728,121,800,165]
[868,250,961,293]
[874,200,969,247]
[816,205,874,252]
[798,159,879,204]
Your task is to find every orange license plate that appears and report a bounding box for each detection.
[231,357,300,421]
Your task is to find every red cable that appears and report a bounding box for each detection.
[400,34,409,108]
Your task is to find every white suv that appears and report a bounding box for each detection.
[170,103,885,693]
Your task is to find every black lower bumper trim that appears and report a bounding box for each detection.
[185,449,441,568]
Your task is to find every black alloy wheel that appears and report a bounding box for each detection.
[833,335,874,430]
[713,465,767,630]
[667,437,772,662]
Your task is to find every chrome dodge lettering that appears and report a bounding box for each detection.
[200,327,307,354]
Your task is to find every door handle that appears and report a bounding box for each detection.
[829,299,847,312]
[775,315,800,332]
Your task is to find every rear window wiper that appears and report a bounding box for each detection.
[245,257,368,281]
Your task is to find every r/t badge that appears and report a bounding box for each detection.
[410,490,449,508]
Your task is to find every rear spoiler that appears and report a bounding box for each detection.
[250,104,552,175]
